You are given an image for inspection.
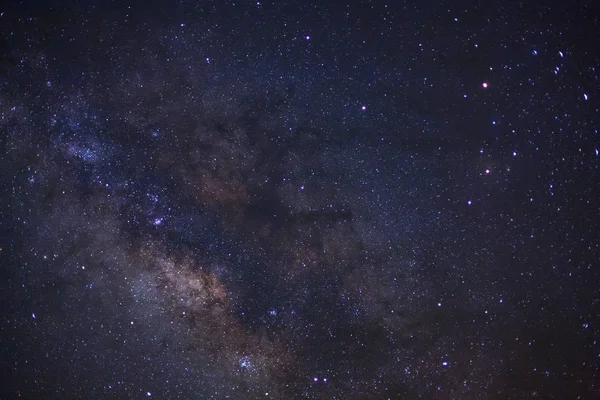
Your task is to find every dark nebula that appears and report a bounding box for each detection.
[1,1,599,399]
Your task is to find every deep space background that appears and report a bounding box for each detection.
[1,0,600,399]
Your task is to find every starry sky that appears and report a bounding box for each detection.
[1,0,599,399]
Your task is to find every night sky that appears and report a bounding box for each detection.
[1,1,600,399]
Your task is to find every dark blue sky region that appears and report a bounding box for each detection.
[1,1,599,398]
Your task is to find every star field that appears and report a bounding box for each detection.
[1,1,600,399]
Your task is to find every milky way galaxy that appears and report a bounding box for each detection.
[1,1,600,399]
